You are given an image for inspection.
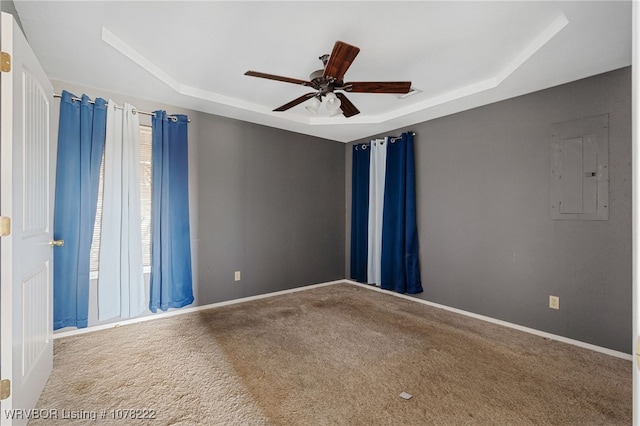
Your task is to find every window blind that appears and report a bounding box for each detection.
[90,125,152,271]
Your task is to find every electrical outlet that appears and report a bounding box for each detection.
[234,271,241,281]
[549,295,560,310]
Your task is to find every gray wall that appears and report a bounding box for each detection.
[346,67,632,354]
[51,81,345,330]
[192,111,345,303]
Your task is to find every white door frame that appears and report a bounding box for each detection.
[0,11,54,425]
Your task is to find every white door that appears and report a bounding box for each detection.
[0,11,54,425]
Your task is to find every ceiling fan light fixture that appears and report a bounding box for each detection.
[325,92,341,113]
[305,97,321,115]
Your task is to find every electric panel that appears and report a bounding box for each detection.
[550,114,609,221]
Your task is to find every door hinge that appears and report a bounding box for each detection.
[0,51,11,72]
[0,379,10,400]
[0,216,11,237]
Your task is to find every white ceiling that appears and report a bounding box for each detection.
[13,1,632,143]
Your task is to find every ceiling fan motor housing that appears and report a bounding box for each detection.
[309,69,338,96]
[309,69,325,85]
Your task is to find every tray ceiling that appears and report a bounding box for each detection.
[13,1,632,142]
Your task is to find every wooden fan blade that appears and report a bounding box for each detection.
[335,93,360,117]
[345,81,412,94]
[323,41,360,82]
[273,93,317,112]
[245,71,312,87]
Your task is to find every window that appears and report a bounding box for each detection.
[90,125,152,272]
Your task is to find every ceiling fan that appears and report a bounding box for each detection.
[244,41,412,118]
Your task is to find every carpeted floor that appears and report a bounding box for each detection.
[32,283,631,425]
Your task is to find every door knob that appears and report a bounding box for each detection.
[49,240,64,247]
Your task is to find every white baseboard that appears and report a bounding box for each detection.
[54,278,632,362]
[53,280,343,339]
[343,279,632,361]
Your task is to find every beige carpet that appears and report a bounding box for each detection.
[32,283,631,425]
